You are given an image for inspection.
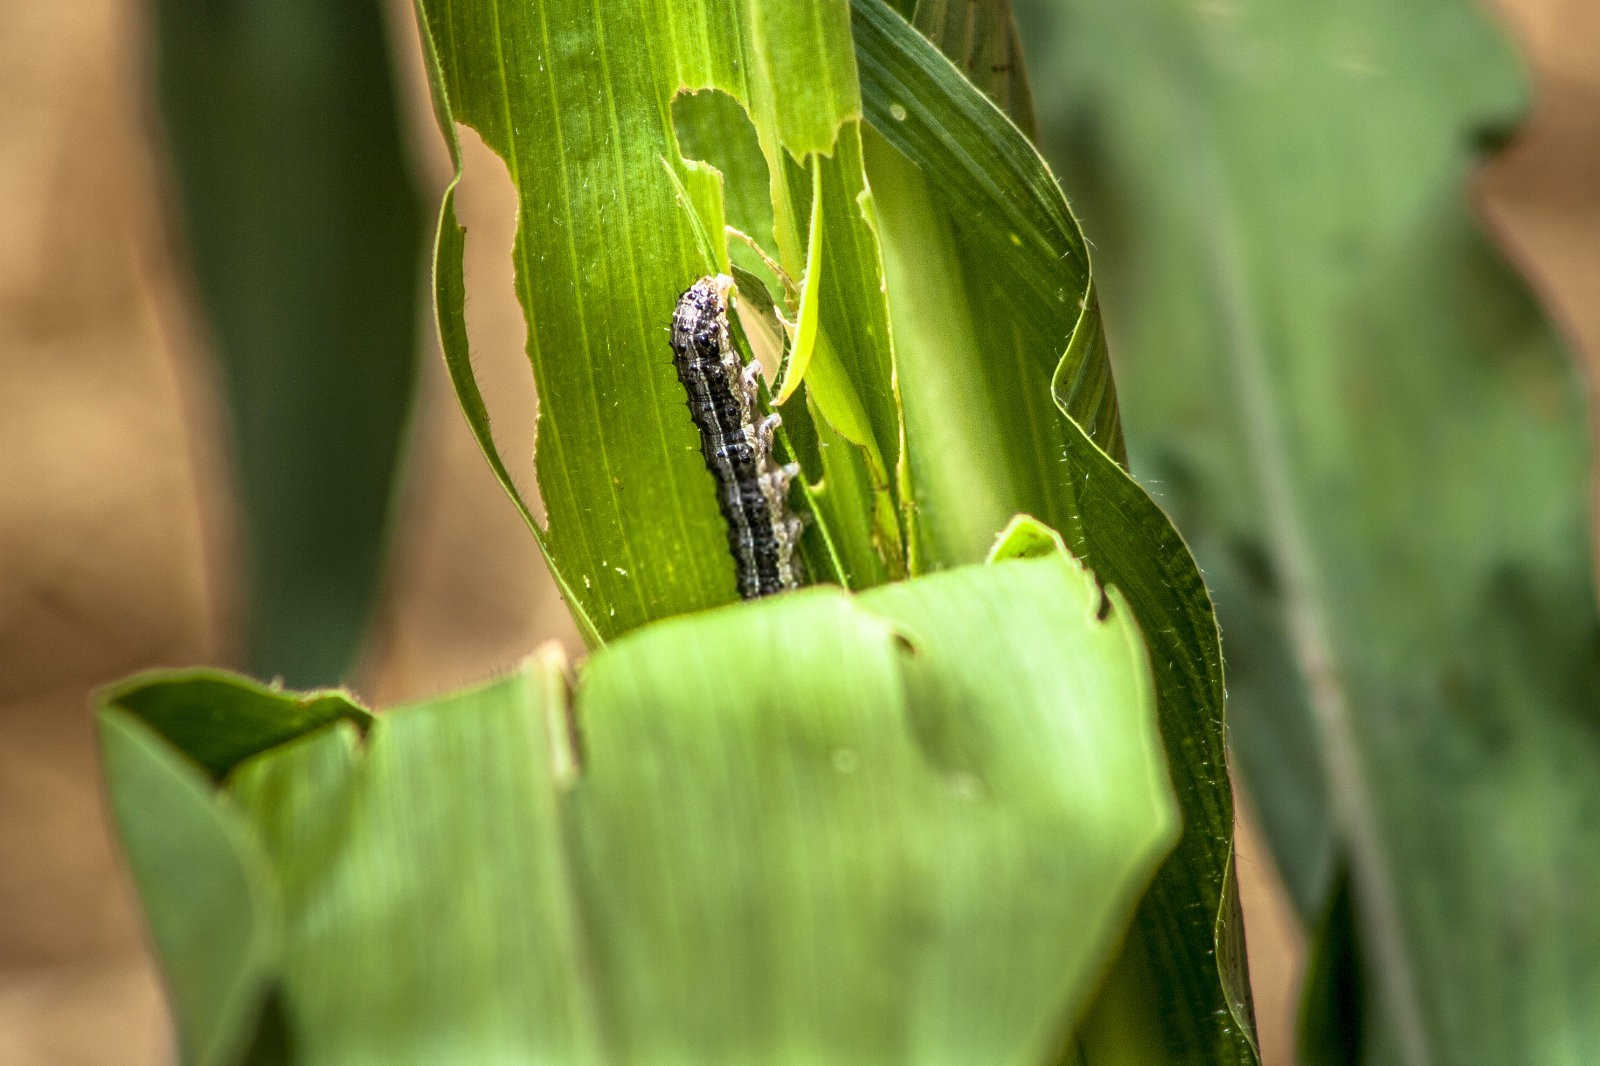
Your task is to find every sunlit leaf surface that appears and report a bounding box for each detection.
[416,0,902,639]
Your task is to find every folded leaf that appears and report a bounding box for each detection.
[854,4,1256,1059]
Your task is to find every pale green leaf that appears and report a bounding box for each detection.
[102,554,1178,1063]
[774,159,825,403]
[97,708,280,1066]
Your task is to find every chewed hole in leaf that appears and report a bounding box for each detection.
[671,89,785,307]
[452,123,543,519]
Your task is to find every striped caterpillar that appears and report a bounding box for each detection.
[670,275,804,599]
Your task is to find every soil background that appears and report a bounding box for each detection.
[1,2,1594,1063]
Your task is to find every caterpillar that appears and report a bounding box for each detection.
[670,275,805,599]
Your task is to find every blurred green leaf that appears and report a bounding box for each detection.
[103,553,1177,1063]
[1299,866,1367,1066]
[1019,0,1600,1060]
[98,708,279,1066]
[854,4,1256,1060]
[153,0,424,685]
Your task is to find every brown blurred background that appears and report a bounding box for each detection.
[0,2,1593,1063]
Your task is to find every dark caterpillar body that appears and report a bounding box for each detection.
[670,275,804,599]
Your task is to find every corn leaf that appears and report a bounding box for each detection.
[102,552,1177,1063]
[415,0,906,639]
[153,0,424,684]
[1018,0,1600,1061]
[97,709,280,1066]
[415,0,1254,1055]
[855,4,1256,1060]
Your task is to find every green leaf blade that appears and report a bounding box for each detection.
[101,669,373,782]
[103,555,1178,1063]
[852,3,1256,1058]
[418,0,902,638]
[153,0,425,685]
[1018,0,1600,1060]
[97,707,281,1066]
